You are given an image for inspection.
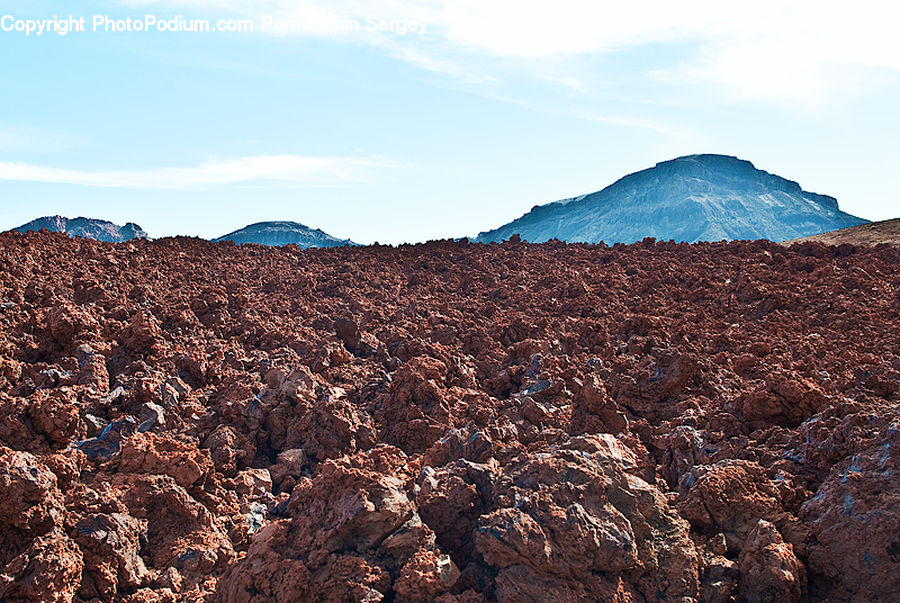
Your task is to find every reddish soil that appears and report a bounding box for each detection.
[0,231,898,602]
[787,217,900,247]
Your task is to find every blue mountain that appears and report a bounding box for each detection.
[476,154,868,244]
[13,216,148,242]
[214,221,355,248]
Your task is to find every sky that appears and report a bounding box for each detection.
[1,0,898,244]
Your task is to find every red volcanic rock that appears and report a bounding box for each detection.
[475,435,699,601]
[122,309,162,355]
[28,388,85,447]
[800,421,900,600]
[268,448,308,491]
[204,424,254,478]
[105,473,235,582]
[416,459,495,567]
[311,341,352,372]
[737,520,805,603]
[378,356,454,453]
[74,512,151,598]
[738,372,829,428]
[568,374,628,435]
[0,447,81,602]
[422,426,494,467]
[0,447,65,536]
[0,357,21,390]
[608,348,700,420]
[678,459,796,553]
[0,528,84,603]
[231,468,272,498]
[219,446,457,602]
[117,432,214,489]
[0,232,898,601]
[76,344,110,393]
[47,303,100,352]
[393,549,461,601]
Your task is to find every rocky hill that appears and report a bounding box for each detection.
[0,230,897,602]
[787,217,900,247]
[477,154,868,244]
[214,221,355,248]
[12,215,148,242]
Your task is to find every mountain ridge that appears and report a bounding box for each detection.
[8,155,871,246]
[476,154,867,244]
[11,215,148,242]
[213,220,356,248]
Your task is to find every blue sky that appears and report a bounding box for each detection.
[1,0,898,244]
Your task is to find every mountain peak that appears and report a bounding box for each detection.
[477,154,864,244]
[11,216,148,242]
[660,153,751,167]
[214,221,355,248]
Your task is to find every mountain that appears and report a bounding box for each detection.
[12,216,148,242]
[214,221,355,248]
[476,154,869,245]
[787,218,900,247]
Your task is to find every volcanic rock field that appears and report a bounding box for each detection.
[0,230,898,602]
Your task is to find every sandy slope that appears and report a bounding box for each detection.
[787,217,900,246]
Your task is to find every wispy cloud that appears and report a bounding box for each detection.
[0,154,404,189]
[0,122,77,154]
[115,0,900,109]
[573,111,692,138]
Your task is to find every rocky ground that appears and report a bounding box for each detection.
[0,231,898,602]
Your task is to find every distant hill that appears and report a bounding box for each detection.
[476,154,868,244]
[214,221,355,248]
[786,218,900,247]
[12,216,148,242]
